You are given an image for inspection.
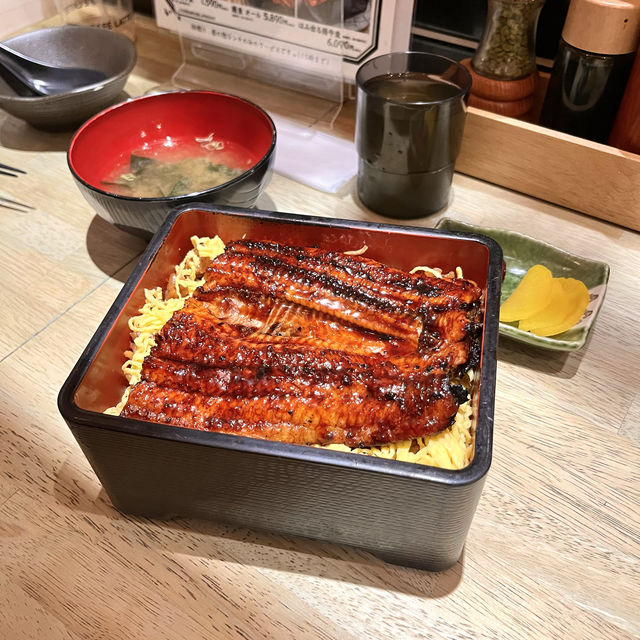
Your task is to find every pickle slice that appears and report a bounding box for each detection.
[500,264,553,322]
[518,278,590,336]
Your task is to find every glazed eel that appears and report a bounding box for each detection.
[121,240,483,446]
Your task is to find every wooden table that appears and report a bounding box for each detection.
[0,15,638,640]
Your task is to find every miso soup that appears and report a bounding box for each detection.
[101,136,253,198]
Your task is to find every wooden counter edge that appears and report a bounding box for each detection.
[457,106,640,232]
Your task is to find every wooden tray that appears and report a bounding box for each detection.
[456,104,640,232]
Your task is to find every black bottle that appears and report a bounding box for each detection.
[539,0,640,143]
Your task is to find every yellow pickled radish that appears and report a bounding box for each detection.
[518,277,590,336]
[517,278,565,332]
[500,264,553,322]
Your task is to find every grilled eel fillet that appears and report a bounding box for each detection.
[121,241,483,447]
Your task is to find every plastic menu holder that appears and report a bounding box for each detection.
[171,35,345,124]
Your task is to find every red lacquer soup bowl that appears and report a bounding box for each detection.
[68,90,276,237]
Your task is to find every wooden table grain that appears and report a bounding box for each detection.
[0,15,638,640]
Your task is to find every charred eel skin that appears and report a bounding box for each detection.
[123,241,484,446]
[122,369,460,447]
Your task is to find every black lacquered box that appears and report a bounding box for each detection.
[58,205,502,571]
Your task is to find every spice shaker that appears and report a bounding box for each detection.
[462,0,545,117]
[608,46,640,153]
[539,0,640,143]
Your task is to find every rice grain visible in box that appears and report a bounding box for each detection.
[58,205,502,571]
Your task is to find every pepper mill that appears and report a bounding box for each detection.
[462,0,545,117]
[609,46,640,153]
[539,0,640,143]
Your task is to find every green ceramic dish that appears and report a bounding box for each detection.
[436,218,610,351]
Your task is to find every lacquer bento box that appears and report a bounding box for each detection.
[58,205,502,571]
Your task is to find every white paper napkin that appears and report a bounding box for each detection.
[270,115,358,194]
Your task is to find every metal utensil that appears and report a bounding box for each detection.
[0,162,26,178]
[0,195,33,212]
[1,161,32,210]
[0,162,26,174]
[0,42,108,96]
